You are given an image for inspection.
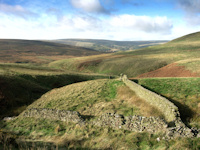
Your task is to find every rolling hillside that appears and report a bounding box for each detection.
[0,63,113,119]
[0,39,101,63]
[52,39,167,52]
[1,32,200,149]
[50,31,200,78]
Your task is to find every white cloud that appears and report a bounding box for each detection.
[70,0,108,13]
[109,15,172,34]
[0,4,38,19]
[58,15,102,31]
[0,12,176,40]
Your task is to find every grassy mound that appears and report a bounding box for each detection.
[136,77,200,128]
[0,66,113,118]
[26,79,162,118]
[2,79,199,149]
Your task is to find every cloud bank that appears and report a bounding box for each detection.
[109,15,172,34]
[0,0,200,40]
[70,0,108,14]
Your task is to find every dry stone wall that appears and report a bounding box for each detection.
[22,108,84,124]
[93,113,168,133]
[121,75,180,125]
[93,113,194,139]
[22,108,195,138]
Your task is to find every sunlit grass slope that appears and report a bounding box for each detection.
[50,31,200,77]
[27,79,162,118]
[137,77,200,128]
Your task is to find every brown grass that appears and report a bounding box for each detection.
[117,86,164,118]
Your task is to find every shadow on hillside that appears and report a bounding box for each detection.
[131,79,195,127]
[0,74,112,119]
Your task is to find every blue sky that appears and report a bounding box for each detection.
[0,0,200,40]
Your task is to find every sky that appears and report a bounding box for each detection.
[0,0,200,41]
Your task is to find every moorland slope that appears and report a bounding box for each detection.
[0,39,101,63]
[1,32,200,149]
[50,31,200,78]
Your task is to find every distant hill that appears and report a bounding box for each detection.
[0,39,101,63]
[50,31,200,77]
[51,39,168,52]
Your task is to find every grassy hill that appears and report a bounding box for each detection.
[170,31,200,43]
[52,39,168,52]
[49,31,200,77]
[1,32,200,149]
[0,63,114,119]
[1,79,199,149]
[25,79,162,118]
[0,39,101,64]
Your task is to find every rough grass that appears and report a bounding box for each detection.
[117,86,164,118]
[26,79,163,118]
[177,58,200,74]
[137,77,200,128]
[1,117,200,149]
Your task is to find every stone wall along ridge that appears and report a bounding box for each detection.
[120,74,180,125]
